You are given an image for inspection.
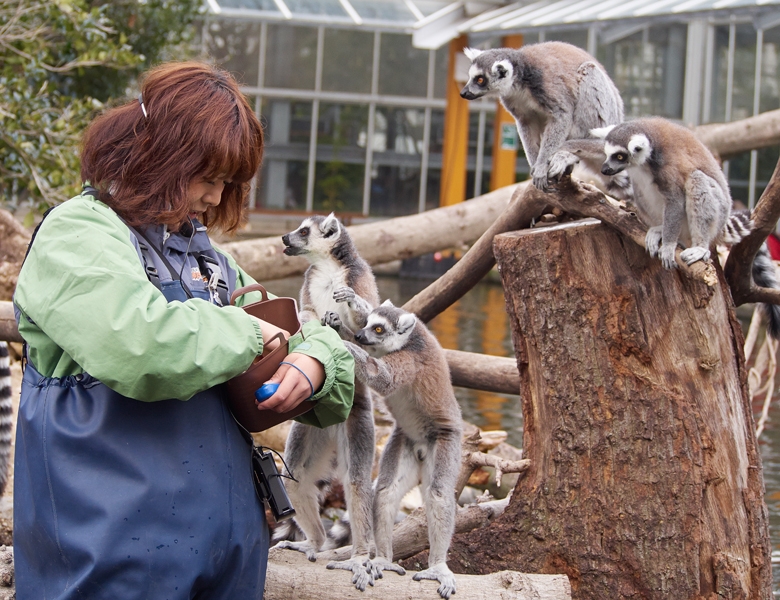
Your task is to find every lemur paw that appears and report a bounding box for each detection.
[659,245,678,270]
[368,556,406,579]
[326,555,374,591]
[321,311,342,332]
[532,165,551,192]
[274,539,320,562]
[546,151,578,183]
[333,286,356,304]
[413,563,457,599]
[645,226,663,258]
[680,246,711,266]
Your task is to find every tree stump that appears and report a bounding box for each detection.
[446,220,772,599]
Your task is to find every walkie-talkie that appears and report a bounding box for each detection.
[252,446,296,522]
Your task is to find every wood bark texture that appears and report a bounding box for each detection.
[265,546,572,600]
[446,220,772,599]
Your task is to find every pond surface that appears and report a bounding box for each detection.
[268,273,780,592]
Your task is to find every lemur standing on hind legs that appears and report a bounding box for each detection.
[324,300,463,600]
[460,42,631,199]
[277,213,380,591]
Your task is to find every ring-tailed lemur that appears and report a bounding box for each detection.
[547,118,780,337]
[277,213,380,591]
[0,343,12,495]
[460,42,630,198]
[325,301,463,600]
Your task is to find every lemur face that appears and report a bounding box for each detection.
[460,49,514,101]
[281,213,341,257]
[354,302,417,358]
[593,126,652,175]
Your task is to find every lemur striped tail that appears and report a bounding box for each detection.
[0,343,12,495]
[752,244,780,340]
[721,210,753,245]
[726,210,780,340]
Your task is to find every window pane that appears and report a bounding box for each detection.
[727,151,751,206]
[322,29,373,93]
[731,24,757,121]
[265,24,317,89]
[378,33,429,97]
[711,25,731,123]
[257,100,312,210]
[370,106,426,215]
[206,20,262,86]
[760,26,780,113]
[433,46,449,99]
[313,104,369,213]
[598,25,686,119]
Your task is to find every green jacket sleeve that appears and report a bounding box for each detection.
[288,320,355,429]
[14,195,263,401]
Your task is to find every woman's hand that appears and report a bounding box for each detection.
[255,353,325,413]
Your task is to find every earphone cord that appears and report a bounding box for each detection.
[176,216,195,288]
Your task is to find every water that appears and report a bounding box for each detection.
[268,274,780,590]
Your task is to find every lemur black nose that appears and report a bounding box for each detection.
[460,88,473,100]
[281,234,290,246]
[601,166,614,176]
[355,331,368,345]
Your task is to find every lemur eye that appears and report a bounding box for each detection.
[374,326,384,334]
[300,227,309,237]
[616,154,625,161]
[475,76,486,86]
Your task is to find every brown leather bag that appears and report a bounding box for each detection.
[225,284,316,432]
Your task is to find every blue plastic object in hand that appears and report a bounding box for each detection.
[255,382,280,403]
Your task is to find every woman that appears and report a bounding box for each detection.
[12,62,354,599]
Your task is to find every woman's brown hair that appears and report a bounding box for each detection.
[80,61,263,233]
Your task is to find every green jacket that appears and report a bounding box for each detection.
[14,193,354,428]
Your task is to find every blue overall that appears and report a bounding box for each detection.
[14,223,269,599]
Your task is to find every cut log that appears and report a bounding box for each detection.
[695,108,780,160]
[220,184,519,282]
[446,220,772,599]
[443,349,519,395]
[266,546,571,600]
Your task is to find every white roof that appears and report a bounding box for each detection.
[208,0,780,47]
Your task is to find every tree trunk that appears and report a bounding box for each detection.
[695,108,780,160]
[446,220,772,599]
[265,547,571,600]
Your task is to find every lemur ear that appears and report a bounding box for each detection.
[381,299,394,307]
[590,125,615,139]
[492,60,512,79]
[628,134,650,155]
[397,313,416,335]
[464,47,482,61]
[320,212,340,237]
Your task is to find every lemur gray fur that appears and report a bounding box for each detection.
[278,214,380,591]
[460,42,630,198]
[546,118,780,337]
[593,118,739,268]
[0,343,11,495]
[324,301,463,600]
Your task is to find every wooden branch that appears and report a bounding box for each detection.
[464,452,530,489]
[403,182,546,323]
[444,349,519,395]
[695,109,780,160]
[266,547,572,600]
[220,185,519,282]
[725,156,780,306]
[317,498,512,564]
